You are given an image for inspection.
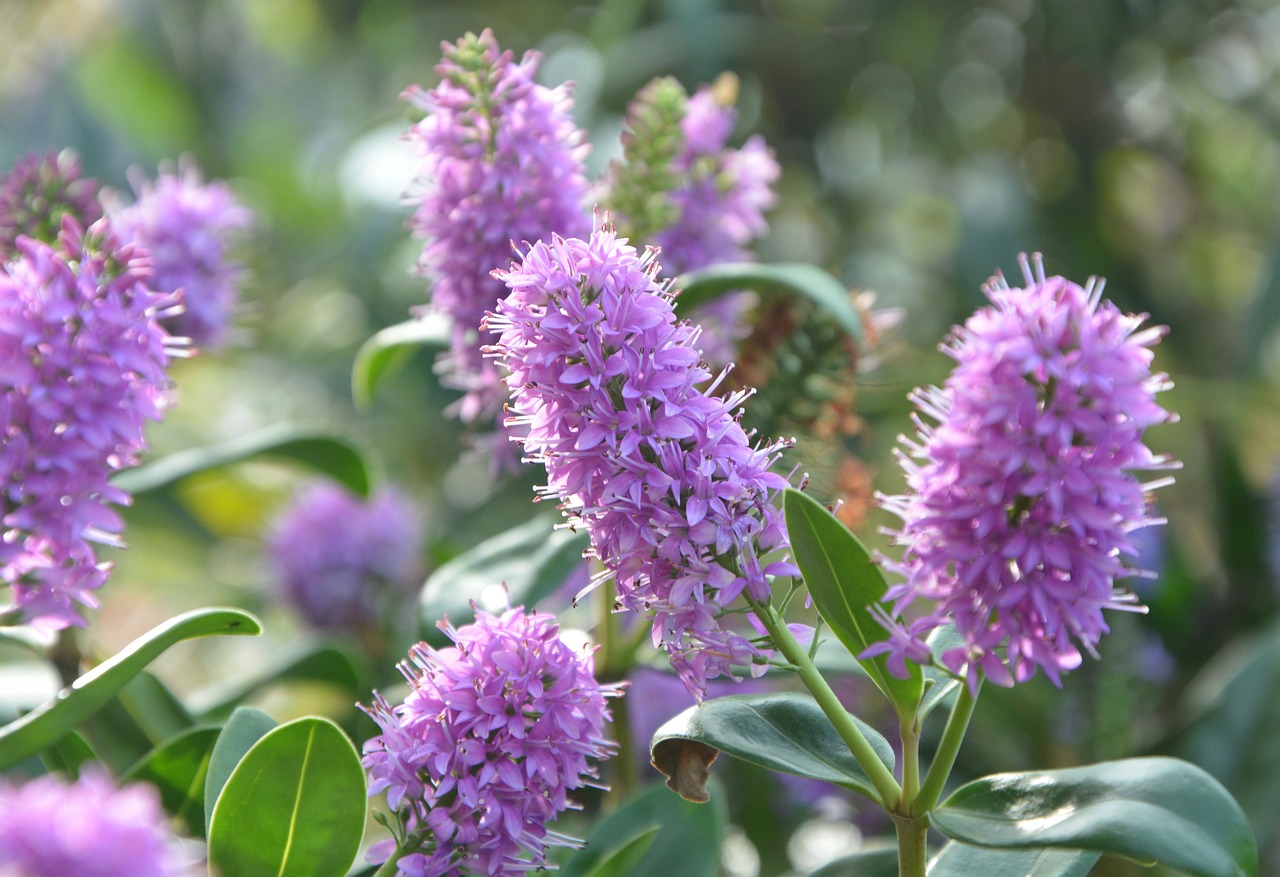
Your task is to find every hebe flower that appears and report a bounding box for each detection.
[0,150,103,258]
[869,254,1178,692]
[361,606,618,877]
[402,29,590,460]
[600,77,778,366]
[268,482,422,638]
[109,156,252,349]
[656,82,779,276]
[0,771,190,877]
[1,218,181,628]
[486,225,796,699]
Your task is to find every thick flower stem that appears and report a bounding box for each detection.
[748,597,901,810]
[911,682,979,818]
[891,812,930,877]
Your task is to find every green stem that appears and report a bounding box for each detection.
[911,682,979,818]
[748,597,901,809]
[900,713,922,806]
[371,828,428,877]
[891,812,930,877]
[596,575,639,802]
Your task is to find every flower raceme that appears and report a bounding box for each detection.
[486,225,797,699]
[267,482,422,640]
[361,607,618,877]
[867,254,1179,693]
[108,156,252,350]
[0,218,182,629]
[402,29,590,459]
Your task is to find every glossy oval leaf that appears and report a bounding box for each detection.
[650,692,894,803]
[559,781,726,877]
[204,706,278,821]
[352,313,450,409]
[783,488,922,718]
[419,516,589,644]
[207,716,366,877]
[112,423,371,497]
[675,262,864,342]
[928,842,1099,877]
[0,607,261,771]
[122,725,221,837]
[931,757,1258,877]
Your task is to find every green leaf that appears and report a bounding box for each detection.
[920,625,963,719]
[38,730,97,779]
[191,642,370,720]
[579,826,661,877]
[207,716,366,877]
[112,423,371,497]
[122,725,221,837]
[419,517,589,644]
[559,781,726,877]
[352,314,449,409]
[806,846,899,877]
[931,757,1258,877]
[0,607,261,771]
[204,706,278,823]
[79,671,196,775]
[783,488,923,718]
[928,842,1099,877]
[675,262,864,342]
[1169,623,1280,853]
[650,692,894,803]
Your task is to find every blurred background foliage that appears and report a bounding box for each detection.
[3,0,1280,873]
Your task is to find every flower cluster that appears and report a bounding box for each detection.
[868,254,1178,692]
[1,219,180,628]
[487,225,795,698]
[361,606,617,877]
[0,150,103,258]
[268,482,422,638]
[0,771,189,877]
[600,77,780,366]
[109,157,252,349]
[403,29,590,461]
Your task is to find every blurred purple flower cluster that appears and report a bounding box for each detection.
[402,29,591,463]
[0,220,179,628]
[0,771,190,877]
[267,482,422,638]
[869,255,1179,692]
[109,157,252,350]
[361,606,617,877]
[488,226,795,698]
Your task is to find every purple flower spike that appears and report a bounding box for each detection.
[402,29,591,466]
[0,771,191,877]
[1,218,181,629]
[109,156,252,350]
[0,150,103,258]
[361,606,618,877]
[486,223,795,699]
[872,254,1179,693]
[268,482,422,638]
